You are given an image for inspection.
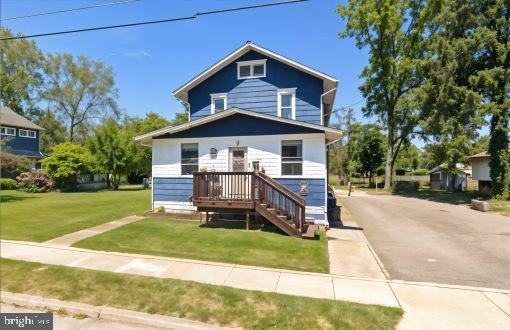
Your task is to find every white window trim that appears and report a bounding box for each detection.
[19,129,36,138]
[277,88,297,120]
[1,126,16,136]
[181,143,199,176]
[237,59,267,80]
[280,139,303,177]
[210,93,228,114]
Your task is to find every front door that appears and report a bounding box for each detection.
[230,147,247,172]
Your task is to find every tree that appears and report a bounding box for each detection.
[357,125,385,184]
[42,142,92,191]
[41,53,120,142]
[36,108,67,154]
[88,119,132,189]
[0,28,44,118]
[469,0,509,199]
[123,112,171,179]
[337,0,435,189]
[328,107,356,184]
[415,0,484,171]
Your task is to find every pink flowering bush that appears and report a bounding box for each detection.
[16,171,54,193]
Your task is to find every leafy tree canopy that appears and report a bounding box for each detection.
[42,142,92,191]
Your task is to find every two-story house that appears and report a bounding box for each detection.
[136,42,342,237]
[0,106,46,171]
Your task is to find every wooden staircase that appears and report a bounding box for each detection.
[192,171,318,238]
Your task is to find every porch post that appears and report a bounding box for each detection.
[246,211,250,230]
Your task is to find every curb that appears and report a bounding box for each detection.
[1,291,230,330]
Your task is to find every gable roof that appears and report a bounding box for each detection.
[469,151,490,159]
[0,106,45,131]
[172,42,338,112]
[135,107,342,146]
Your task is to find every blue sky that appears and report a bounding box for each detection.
[2,0,374,124]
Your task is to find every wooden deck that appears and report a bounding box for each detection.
[192,171,316,238]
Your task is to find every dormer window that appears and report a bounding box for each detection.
[237,59,266,79]
[277,88,296,120]
[211,93,227,114]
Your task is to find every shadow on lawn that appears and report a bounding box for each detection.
[0,193,40,203]
[199,220,289,236]
[393,189,486,205]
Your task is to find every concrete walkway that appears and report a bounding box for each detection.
[43,215,145,246]
[2,240,510,329]
[328,205,388,280]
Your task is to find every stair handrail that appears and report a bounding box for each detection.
[253,171,305,207]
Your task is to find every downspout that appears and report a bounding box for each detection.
[320,87,337,126]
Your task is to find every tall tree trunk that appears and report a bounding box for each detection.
[384,114,395,189]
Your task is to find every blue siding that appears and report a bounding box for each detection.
[1,127,43,157]
[188,50,323,125]
[276,178,325,220]
[153,177,193,203]
[154,114,322,139]
[153,177,326,220]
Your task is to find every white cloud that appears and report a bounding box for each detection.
[109,49,153,59]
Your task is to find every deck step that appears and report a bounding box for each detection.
[267,208,276,214]
[305,217,315,224]
[302,225,318,239]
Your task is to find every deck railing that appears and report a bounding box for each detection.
[192,171,306,232]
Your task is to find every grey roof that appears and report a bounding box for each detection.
[469,151,490,159]
[0,106,45,130]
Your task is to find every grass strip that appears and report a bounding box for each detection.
[0,258,402,329]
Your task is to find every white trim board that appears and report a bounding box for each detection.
[135,107,342,146]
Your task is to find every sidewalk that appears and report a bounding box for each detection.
[2,239,510,329]
[43,215,145,246]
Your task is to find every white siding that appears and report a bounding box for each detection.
[152,133,326,178]
[471,158,491,181]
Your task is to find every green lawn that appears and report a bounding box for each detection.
[0,188,150,242]
[74,218,330,273]
[0,259,402,329]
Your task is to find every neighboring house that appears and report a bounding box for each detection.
[429,164,474,192]
[136,42,341,235]
[0,106,46,170]
[469,151,491,193]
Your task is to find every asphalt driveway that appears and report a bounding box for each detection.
[338,192,510,289]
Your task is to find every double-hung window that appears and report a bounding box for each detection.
[277,88,296,119]
[181,143,199,175]
[211,93,227,114]
[0,127,16,136]
[19,129,36,138]
[237,59,266,79]
[281,140,303,176]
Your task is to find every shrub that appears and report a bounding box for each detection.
[156,206,165,213]
[392,181,419,193]
[1,153,32,174]
[16,171,54,193]
[42,142,92,191]
[0,178,17,190]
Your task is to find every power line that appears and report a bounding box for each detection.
[331,100,364,114]
[0,0,140,22]
[0,0,309,41]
